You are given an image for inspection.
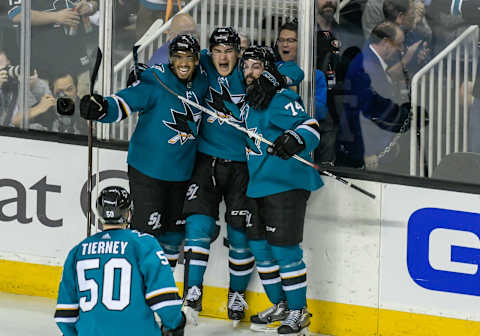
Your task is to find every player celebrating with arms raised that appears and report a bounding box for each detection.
[182,27,255,327]
[80,35,208,270]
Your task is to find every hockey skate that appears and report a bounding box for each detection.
[183,286,202,326]
[277,307,312,335]
[250,301,289,332]
[227,289,248,328]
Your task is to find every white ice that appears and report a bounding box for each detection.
[0,292,321,336]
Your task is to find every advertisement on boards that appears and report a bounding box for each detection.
[0,136,128,265]
[380,184,480,321]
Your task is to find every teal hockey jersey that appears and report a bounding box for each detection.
[276,60,305,87]
[243,89,323,198]
[197,49,248,162]
[55,229,183,336]
[101,64,208,181]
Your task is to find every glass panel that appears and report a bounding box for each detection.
[2,0,99,135]
[313,0,480,185]
[1,0,23,129]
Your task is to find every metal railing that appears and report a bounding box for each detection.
[107,0,299,141]
[410,25,479,177]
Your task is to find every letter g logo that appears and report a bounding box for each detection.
[407,208,480,296]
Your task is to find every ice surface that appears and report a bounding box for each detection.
[0,293,321,335]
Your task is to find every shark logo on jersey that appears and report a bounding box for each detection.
[245,127,263,159]
[206,82,245,124]
[153,64,166,73]
[163,101,201,145]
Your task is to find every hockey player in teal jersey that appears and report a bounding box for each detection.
[54,186,186,336]
[80,35,208,270]
[239,46,322,335]
[182,27,254,327]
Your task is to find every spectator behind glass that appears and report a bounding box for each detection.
[362,0,430,85]
[136,0,186,42]
[8,1,97,98]
[337,22,414,173]
[275,19,304,92]
[314,0,364,165]
[238,31,249,55]
[362,0,432,42]
[148,12,197,65]
[0,49,55,130]
[50,71,88,135]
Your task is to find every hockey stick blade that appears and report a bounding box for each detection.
[150,71,376,200]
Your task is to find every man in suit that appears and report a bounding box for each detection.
[336,21,412,172]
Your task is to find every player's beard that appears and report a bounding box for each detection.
[245,75,256,86]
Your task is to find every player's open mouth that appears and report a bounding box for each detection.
[219,63,229,70]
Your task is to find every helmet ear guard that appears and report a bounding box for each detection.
[96,186,132,225]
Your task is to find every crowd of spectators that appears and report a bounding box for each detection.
[0,0,98,134]
[311,0,479,175]
[0,0,478,176]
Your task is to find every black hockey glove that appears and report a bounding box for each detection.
[126,62,149,87]
[246,68,286,110]
[80,94,108,121]
[267,129,306,160]
[161,311,186,336]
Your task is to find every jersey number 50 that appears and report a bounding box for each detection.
[77,258,132,312]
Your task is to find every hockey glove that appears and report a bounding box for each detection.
[161,311,186,336]
[268,129,306,160]
[126,62,149,87]
[246,68,286,110]
[80,94,108,121]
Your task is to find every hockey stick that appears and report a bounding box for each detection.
[87,47,103,236]
[151,71,376,200]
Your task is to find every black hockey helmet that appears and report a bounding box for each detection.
[209,27,240,52]
[241,45,276,71]
[169,34,200,59]
[96,186,132,225]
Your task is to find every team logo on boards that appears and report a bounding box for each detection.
[407,207,480,297]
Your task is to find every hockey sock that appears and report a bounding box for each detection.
[271,244,307,310]
[157,231,185,268]
[184,214,217,288]
[227,225,255,292]
[249,239,285,304]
